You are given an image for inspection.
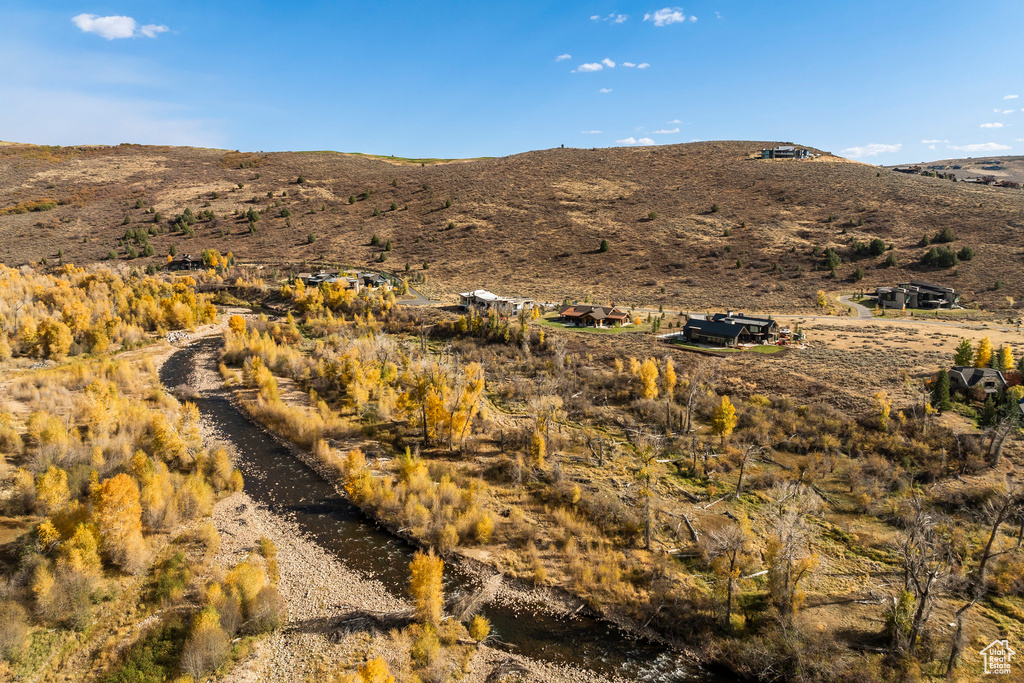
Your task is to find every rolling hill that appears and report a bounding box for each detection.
[1,140,1022,312]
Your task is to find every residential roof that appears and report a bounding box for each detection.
[684,318,745,339]
[460,289,502,302]
[560,305,627,319]
[949,366,1007,388]
[712,313,776,329]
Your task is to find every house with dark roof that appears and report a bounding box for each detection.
[679,318,748,347]
[557,305,630,328]
[948,366,1008,396]
[876,282,959,310]
[167,254,202,271]
[760,146,812,159]
[711,312,780,344]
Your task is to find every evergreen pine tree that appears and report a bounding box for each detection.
[953,338,973,366]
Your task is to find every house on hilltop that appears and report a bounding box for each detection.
[760,146,812,159]
[948,366,1007,397]
[557,305,630,328]
[875,282,959,310]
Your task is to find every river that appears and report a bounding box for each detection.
[160,339,727,682]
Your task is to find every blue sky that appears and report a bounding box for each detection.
[2,1,1022,163]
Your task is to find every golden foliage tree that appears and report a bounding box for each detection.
[228,314,247,336]
[662,357,677,397]
[711,396,737,444]
[974,336,993,368]
[35,466,70,515]
[409,549,444,627]
[873,390,891,432]
[94,473,146,573]
[529,427,546,468]
[638,358,659,400]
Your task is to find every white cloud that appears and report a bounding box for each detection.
[636,62,650,69]
[668,119,683,124]
[590,15,600,20]
[921,139,948,144]
[948,142,1012,152]
[139,24,169,38]
[601,58,616,68]
[581,130,602,134]
[715,11,722,19]
[653,127,679,134]
[72,14,169,40]
[555,53,572,61]
[644,8,694,27]
[592,13,628,23]
[981,122,1004,128]
[616,136,656,145]
[1001,109,1015,114]
[840,143,902,158]
[1004,94,1019,99]
[599,88,612,93]
[623,62,636,67]
[576,63,604,72]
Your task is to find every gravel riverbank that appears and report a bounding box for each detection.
[154,334,636,682]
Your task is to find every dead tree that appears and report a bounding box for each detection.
[986,412,1020,467]
[946,483,1024,677]
[702,521,754,630]
[891,495,950,658]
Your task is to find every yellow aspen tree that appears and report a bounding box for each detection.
[530,427,546,468]
[228,314,246,336]
[998,345,1014,372]
[873,390,891,432]
[628,357,641,375]
[94,473,146,573]
[638,358,659,399]
[469,614,492,642]
[58,523,102,576]
[35,466,70,514]
[355,657,395,683]
[36,319,72,360]
[974,336,993,368]
[712,396,738,444]
[662,357,677,397]
[451,362,485,451]
[37,519,60,551]
[409,549,444,627]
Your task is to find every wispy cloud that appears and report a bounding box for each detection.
[591,13,628,23]
[581,130,602,134]
[1004,94,1019,100]
[715,11,722,19]
[616,136,656,145]
[601,58,616,68]
[555,54,572,61]
[840,143,902,158]
[575,63,604,72]
[636,62,650,69]
[72,14,169,40]
[622,62,636,67]
[948,142,1011,152]
[668,119,683,124]
[643,8,696,27]
[599,88,612,93]
[921,139,948,144]
[981,122,1004,128]
[653,128,679,134]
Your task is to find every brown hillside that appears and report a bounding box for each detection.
[1,141,1022,312]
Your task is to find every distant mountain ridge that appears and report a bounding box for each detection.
[1,140,1022,312]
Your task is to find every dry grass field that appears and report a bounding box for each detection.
[1,141,1022,313]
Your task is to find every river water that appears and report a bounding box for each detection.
[160,339,727,682]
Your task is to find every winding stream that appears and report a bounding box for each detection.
[160,339,726,682]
